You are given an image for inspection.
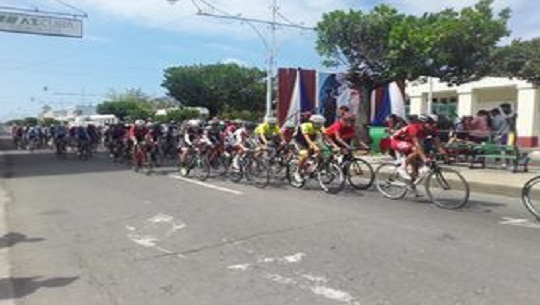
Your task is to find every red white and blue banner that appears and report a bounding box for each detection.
[277,68,405,126]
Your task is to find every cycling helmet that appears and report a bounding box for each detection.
[265,117,278,124]
[309,114,326,125]
[187,119,201,128]
[417,114,435,124]
[135,119,145,127]
[244,122,256,130]
[284,121,296,129]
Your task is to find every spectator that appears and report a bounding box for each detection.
[490,108,506,134]
[449,116,473,144]
[384,114,407,133]
[469,110,491,143]
[436,114,454,143]
[499,103,517,145]
[338,105,350,119]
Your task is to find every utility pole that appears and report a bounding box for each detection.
[265,0,277,117]
[171,0,314,118]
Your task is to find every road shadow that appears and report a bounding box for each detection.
[0,233,45,249]
[0,276,78,299]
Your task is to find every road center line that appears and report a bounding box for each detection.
[168,174,243,196]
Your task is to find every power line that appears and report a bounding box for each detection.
[52,0,88,17]
[180,0,314,116]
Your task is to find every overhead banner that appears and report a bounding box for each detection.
[0,11,83,38]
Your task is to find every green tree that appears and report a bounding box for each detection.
[491,38,540,84]
[97,89,154,120]
[162,63,266,117]
[41,118,60,126]
[23,117,39,126]
[162,108,200,122]
[315,0,510,137]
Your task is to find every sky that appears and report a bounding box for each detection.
[0,0,538,121]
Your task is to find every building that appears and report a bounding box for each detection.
[407,77,540,147]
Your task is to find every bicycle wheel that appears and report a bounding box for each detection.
[210,154,230,177]
[345,158,375,190]
[374,163,408,199]
[522,176,540,220]
[247,158,270,188]
[425,167,470,210]
[317,162,345,194]
[191,155,210,181]
[286,158,306,189]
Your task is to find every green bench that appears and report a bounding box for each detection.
[470,143,530,172]
[443,142,475,164]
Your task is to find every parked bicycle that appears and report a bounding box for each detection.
[374,157,470,209]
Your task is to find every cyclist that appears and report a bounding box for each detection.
[179,119,203,167]
[293,114,331,181]
[231,122,256,170]
[75,125,91,155]
[281,121,296,145]
[25,126,39,149]
[390,114,443,180]
[255,117,283,147]
[53,123,68,154]
[129,120,154,165]
[324,113,369,152]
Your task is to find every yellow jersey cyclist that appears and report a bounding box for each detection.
[293,114,334,181]
[255,117,284,147]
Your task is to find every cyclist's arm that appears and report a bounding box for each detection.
[412,137,428,162]
[184,133,193,146]
[303,133,318,149]
[333,130,350,149]
[260,133,268,145]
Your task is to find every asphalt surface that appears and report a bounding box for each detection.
[1,140,540,305]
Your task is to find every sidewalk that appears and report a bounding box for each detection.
[451,166,538,198]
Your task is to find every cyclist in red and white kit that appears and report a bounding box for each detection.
[390,115,443,180]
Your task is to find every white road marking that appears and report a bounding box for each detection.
[126,213,187,258]
[227,252,361,305]
[283,253,305,263]
[300,273,328,284]
[264,272,361,305]
[227,264,251,271]
[168,174,243,195]
[256,252,306,264]
[500,217,540,229]
[128,234,158,247]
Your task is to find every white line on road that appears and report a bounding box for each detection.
[168,174,243,195]
[499,217,540,229]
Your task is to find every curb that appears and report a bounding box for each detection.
[0,140,15,304]
[467,181,523,199]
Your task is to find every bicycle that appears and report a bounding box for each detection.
[374,157,469,209]
[287,147,345,194]
[178,147,210,181]
[228,149,270,188]
[55,138,68,160]
[336,148,375,190]
[522,175,540,220]
[78,140,92,161]
[132,142,157,175]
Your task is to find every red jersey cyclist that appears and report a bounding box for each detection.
[390,114,444,180]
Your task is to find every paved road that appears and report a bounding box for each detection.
[1,143,539,305]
